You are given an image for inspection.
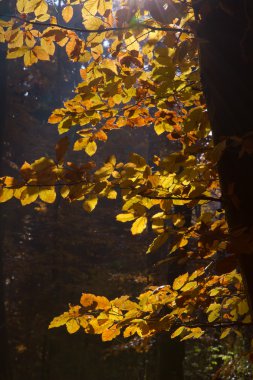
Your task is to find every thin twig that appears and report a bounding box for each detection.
[0,14,192,35]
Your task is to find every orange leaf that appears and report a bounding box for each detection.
[102,325,120,341]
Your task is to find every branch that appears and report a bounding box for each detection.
[0,14,192,35]
[142,194,222,202]
[2,182,221,202]
[175,321,253,329]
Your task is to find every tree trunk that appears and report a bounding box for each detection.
[195,0,253,309]
[0,2,12,378]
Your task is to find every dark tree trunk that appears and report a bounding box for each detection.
[195,0,253,310]
[0,2,12,378]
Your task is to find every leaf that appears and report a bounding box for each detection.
[102,325,120,341]
[62,6,74,23]
[116,213,135,222]
[181,281,198,292]
[171,326,185,339]
[237,299,249,316]
[83,196,98,212]
[33,46,50,61]
[146,232,169,254]
[85,141,97,156]
[123,325,138,338]
[49,313,71,329]
[181,327,204,341]
[207,303,221,322]
[131,216,147,235]
[220,328,231,339]
[66,319,80,334]
[0,187,14,203]
[173,273,189,291]
[80,293,97,308]
[39,187,56,203]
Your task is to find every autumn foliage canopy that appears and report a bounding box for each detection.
[0,0,251,343]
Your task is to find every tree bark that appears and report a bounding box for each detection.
[195,0,253,310]
[0,1,12,378]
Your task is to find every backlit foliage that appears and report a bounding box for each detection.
[0,0,251,342]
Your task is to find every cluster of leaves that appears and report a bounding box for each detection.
[0,0,251,343]
[49,269,249,341]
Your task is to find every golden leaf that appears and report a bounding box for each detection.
[62,6,74,23]
[33,46,50,60]
[24,49,38,66]
[173,273,189,291]
[80,293,97,308]
[49,312,71,329]
[0,187,14,203]
[116,213,135,222]
[123,325,138,338]
[83,195,98,212]
[102,325,120,341]
[171,326,185,339]
[20,187,39,205]
[220,328,231,339]
[131,216,147,235]
[207,303,221,322]
[66,319,80,334]
[146,233,169,254]
[39,187,56,203]
[85,141,97,156]
[181,281,198,292]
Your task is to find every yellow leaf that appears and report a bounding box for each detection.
[24,50,38,66]
[36,14,50,22]
[83,16,104,30]
[85,141,97,156]
[207,303,221,322]
[102,325,120,341]
[17,0,25,13]
[66,319,80,334]
[20,187,39,205]
[39,187,56,203]
[116,213,135,222]
[179,237,188,248]
[95,296,110,310]
[181,281,198,292]
[220,328,231,339]
[146,233,169,254]
[107,190,117,199]
[82,0,98,15]
[181,327,204,341]
[189,267,205,281]
[173,273,189,291]
[62,6,74,23]
[83,195,98,212]
[237,299,249,316]
[34,0,49,17]
[124,325,138,338]
[41,38,55,56]
[49,312,71,329]
[33,45,50,60]
[80,293,97,308]
[91,44,103,60]
[0,187,14,203]
[131,216,147,235]
[7,47,27,59]
[171,326,185,339]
